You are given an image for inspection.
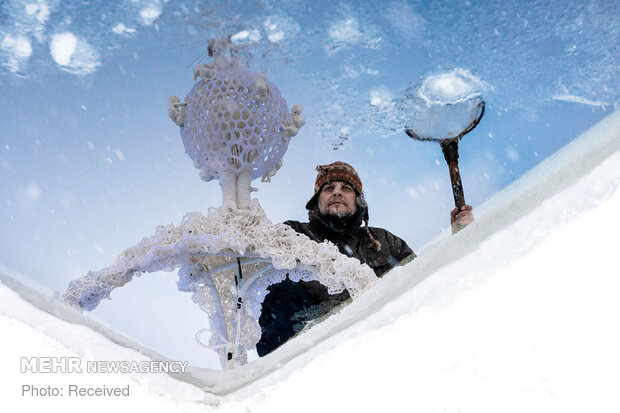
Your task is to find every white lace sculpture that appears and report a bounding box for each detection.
[63,53,377,369]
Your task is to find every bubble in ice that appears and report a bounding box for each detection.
[417,68,487,105]
[398,68,489,140]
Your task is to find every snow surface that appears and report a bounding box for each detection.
[2,109,620,411]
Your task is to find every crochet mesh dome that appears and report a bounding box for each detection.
[180,65,292,181]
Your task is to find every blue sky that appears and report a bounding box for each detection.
[0,0,617,367]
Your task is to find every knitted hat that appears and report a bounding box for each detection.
[305,161,363,210]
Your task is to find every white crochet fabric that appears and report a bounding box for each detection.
[175,58,303,180]
[63,201,377,368]
[168,57,304,209]
[64,55,362,369]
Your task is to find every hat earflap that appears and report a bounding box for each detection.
[357,193,381,252]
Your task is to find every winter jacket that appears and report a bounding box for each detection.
[256,207,415,356]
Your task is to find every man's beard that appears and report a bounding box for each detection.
[319,208,359,233]
[324,208,355,219]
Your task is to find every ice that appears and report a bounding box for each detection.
[506,146,520,162]
[1,107,619,411]
[383,0,427,42]
[369,86,393,108]
[112,23,137,35]
[49,32,100,74]
[1,0,619,395]
[107,147,125,161]
[23,183,42,201]
[0,159,11,171]
[24,0,50,24]
[397,69,488,140]
[417,69,488,105]
[93,242,105,255]
[263,15,300,44]
[0,34,32,72]
[327,18,364,52]
[2,0,617,142]
[49,32,77,66]
[140,4,163,25]
[552,94,608,108]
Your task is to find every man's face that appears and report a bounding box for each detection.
[317,180,358,218]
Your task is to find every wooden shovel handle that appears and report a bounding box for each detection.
[447,161,465,209]
[441,140,466,210]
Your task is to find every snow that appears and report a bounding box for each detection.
[112,23,137,35]
[325,9,382,54]
[107,147,125,161]
[506,145,520,162]
[24,1,50,24]
[267,32,285,43]
[383,0,426,42]
[1,34,32,72]
[1,34,32,59]
[140,8,160,25]
[1,109,619,411]
[0,283,209,411]
[552,94,608,108]
[328,18,362,45]
[22,183,42,202]
[369,87,393,108]
[418,69,489,105]
[93,242,105,255]
[50,33,78,66]
[49,32,101,74]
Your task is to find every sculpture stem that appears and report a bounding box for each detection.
[221,171,236,207]
[237,170,251,209]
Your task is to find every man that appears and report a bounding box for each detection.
[256,161,473,356]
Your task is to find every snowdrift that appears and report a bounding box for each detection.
[1,108,619,411]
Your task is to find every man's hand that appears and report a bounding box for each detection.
[450,205,474,234]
